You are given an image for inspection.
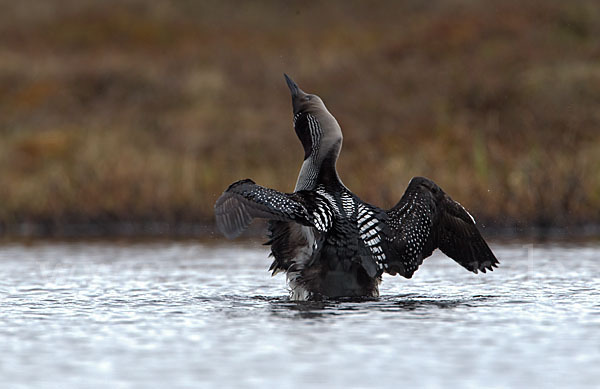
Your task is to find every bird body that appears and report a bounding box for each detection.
[215,75,498,300]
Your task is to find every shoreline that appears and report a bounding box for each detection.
[1,220,599,243]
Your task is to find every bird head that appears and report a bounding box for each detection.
[284,74,343,161]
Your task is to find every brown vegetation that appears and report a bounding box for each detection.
[0,0,599,235]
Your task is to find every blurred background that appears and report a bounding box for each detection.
[1,0,599,238]
[2,3,600,388]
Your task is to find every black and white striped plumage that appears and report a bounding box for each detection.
[214,74,499,300]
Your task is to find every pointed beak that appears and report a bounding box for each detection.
[284,73,303,97]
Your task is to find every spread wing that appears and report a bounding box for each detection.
[214,179,333,239]
[382,176,499,278]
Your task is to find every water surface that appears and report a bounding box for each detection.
[0,240,599,388]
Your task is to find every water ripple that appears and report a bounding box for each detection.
[0,241,599,388]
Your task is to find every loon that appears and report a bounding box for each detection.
[215,74,499,300]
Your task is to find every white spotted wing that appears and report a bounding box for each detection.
[215,179,333,239]
[383,177,499,278]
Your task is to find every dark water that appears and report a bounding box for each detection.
[0,240,598,388]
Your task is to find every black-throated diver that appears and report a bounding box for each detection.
[215,74,499,300]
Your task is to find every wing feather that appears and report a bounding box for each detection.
[383,177,499,278]
[214,179,332,239]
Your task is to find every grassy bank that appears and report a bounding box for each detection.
[1,0,599,236]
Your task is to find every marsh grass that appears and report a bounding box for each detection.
[0,0,599,234]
